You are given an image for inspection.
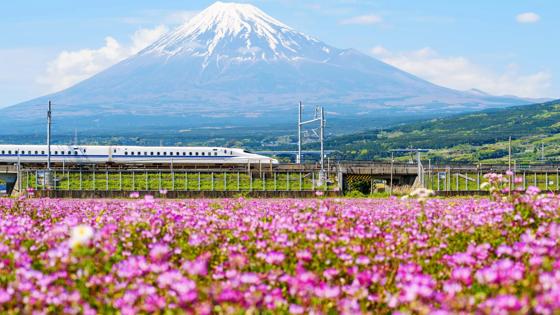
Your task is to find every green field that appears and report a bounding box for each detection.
[21,171,332,192]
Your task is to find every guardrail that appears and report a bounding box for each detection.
[424,168,560,192]
[21,168,339,193]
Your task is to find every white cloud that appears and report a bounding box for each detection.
[130,25,168,52]
[340,14,382,25]
[37,25,168,92]
[516,12,540,23]
[371,46,553,98]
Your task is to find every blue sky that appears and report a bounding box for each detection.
[0,0,558,108]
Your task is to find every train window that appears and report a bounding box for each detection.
[214,152,218,156]
[131,152,135,156]
[163,152,167,156]
[224,150,227,153]
[1,151,4,154]
[125,152,128,155]
[195,152,199,156]
[189,152,192,156]
[54,151,58,155]
[84,149,87,153]
[150,152,154,156]
[144,152,147,155]
[157,152,160,156]
[183,152,186,156]
[201,152,205,156]
[230,151,233,155]
[68,151,71,155]
[29,151,32,154]
[42,151,45,154]
[74,151,78,155]
[8,151,11,154]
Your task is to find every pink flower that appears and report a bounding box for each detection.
[451,267,472,285]
[149,243,170,262]
[183,256,208,276]
[356,256,370,265]
[289,304,305,314]
[479,294,525,313]
[296,250,312,261]
[240,272,260,284]
[315,284,340,299]
[526,186,541,196]
[443,281,462,296]
[475,259,525,285]
[0,288,12,304]
[263,251,285,265]
[217,289,242,303]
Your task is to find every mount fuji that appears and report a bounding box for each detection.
[1,2,531,135]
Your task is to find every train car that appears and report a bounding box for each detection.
[0,145,278,165]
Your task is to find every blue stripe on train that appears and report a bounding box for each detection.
[0,154,236,159]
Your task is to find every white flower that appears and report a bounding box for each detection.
[480,182,490,190]
[69,224,94,249]
[410,188,435,199]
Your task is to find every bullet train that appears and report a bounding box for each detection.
[0,145,278,165]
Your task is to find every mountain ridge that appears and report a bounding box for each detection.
[0,1,533,135]
[328,99,560,162]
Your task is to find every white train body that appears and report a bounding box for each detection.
[0,145,278,165]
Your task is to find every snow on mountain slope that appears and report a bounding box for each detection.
[0,1,532,134]
[143,2,331,62]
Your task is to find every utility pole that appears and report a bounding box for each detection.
[297,101,302,164]
[416,150,422,186]
[47,101,52,171]
[319,106,325,182]
[508,136,512,196]
[45,100,53,189]
[390,151,394,195]
[297,103,326,184]
[508,136,512,171]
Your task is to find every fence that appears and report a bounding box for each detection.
[424,167,560,192]
[21,168,334,192]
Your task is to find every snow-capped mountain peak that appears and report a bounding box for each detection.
[142,1,333,63]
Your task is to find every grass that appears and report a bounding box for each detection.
[22,171,334,192]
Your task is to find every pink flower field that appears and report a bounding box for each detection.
[1,187,559,314]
